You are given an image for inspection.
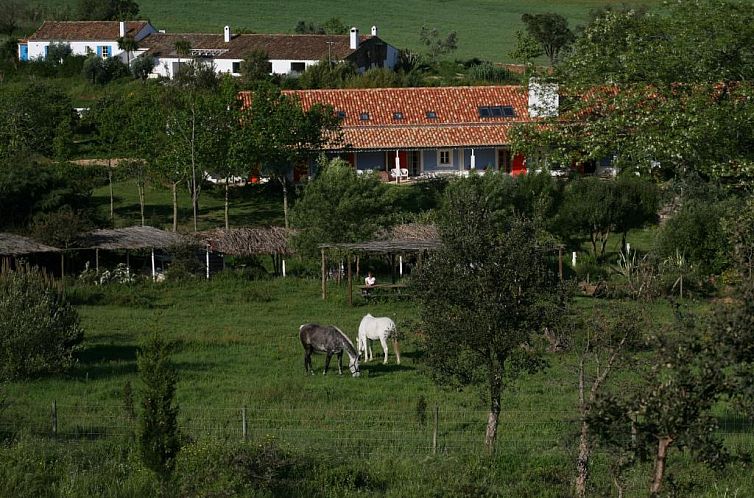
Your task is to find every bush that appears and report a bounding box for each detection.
[0,266,83,380]
[656,200,730,276]
[165,243,203,280]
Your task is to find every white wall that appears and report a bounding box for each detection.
[148,56,320,78]
[27,40,121,60]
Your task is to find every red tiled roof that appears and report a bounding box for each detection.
[140,32,373,60]
[239,86,532,150]
[28,21,149,41]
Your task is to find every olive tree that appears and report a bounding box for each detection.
[415,174,566,452]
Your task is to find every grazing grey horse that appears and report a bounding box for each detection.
[299,323,360,377]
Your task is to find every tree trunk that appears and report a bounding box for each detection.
[171,182,178,232]
[484,355,503,453]
[650,436,672,497]
[281,178,289,229]
[138,184,145,226]
[576,358,589,498]
[108,159,114,220]
[224,181,230,230]
[599,230,610,257]
[590,232,598,257]
[191,104,198,232]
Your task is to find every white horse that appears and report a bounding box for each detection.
[357,314,401,364]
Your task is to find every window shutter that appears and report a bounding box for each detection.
[96,46,103,57]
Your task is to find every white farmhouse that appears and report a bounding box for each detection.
[138,25,399,79]
[18,20,157,62]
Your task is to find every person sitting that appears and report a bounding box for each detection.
[362,271,376,296]
[365,271,376,287]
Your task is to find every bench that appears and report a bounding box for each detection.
[359,284,410,301]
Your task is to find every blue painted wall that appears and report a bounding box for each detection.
[462,148,496,171]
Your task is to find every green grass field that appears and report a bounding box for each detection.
[3,272,754,496]
[41,0,663,62]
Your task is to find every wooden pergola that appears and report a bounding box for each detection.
[318,238,441,305]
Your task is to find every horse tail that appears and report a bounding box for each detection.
[392,337,401,364]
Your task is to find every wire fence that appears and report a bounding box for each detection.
[3,399,754,456]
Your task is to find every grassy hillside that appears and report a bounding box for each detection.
[41,0,662,62]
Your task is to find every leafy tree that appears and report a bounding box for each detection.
[574,304,644,498]
[161,83,233,231]
[86,92,129,220]
[117,36,138,65]
[656,200,731,276]
[240,49,271,85]
[508,29,544,67]
[419,25,458,62]
[47,42,72,64]
[0,0,21,36]
[722,198,754,281]
[519,1,754,186]
[293,18,348,35]
[589,312,729,497]
[415,175,566,452]
[557,176,657,258]
[131,54,156,80]
[0,82,73,159]
[77,0,139,21]
[237,83,341,228]
[297,59,357,89]
[0,266,84,380]
[291,157,391,256]
[138,333,180,485]
[521,13,574,65]
[31,208,93,249]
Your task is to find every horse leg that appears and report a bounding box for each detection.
[393,338,401,364]
[367,339,373,362]
[379,336,389,364]
[337,351,343,375]
[324,352,333,375]
[304,348,313,375]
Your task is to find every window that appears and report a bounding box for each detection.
[426,111,438,119]
[359,112,369,121]
[101,46,111,58]
[232,61,241,73]
[393,112,404,120]
[44,46,49,58]
[336,111,346,120]
[439,150,451,165]
[290,62,306,73]
[478,106,516,118]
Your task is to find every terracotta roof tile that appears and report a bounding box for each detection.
[240,86,532,150]
[140,32,372,60]
[28,21,149,41]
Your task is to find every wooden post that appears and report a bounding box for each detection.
[242,406,248,441]
[399,255,403,276]
[51,400,58,436]
[125,250,130,278]
[151,248,156,281]
[321,248,327,300]
[282,259,286,278]
[432,403,439,455]
[355,256,360,281]
[558,246,563,281]
[95,248,99,274]
[390,253,396,284]
[347,253,353,306]
[205,246,210,280]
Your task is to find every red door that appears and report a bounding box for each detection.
[398,151,408,174]
[511,154,527,176]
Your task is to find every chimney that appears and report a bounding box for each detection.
[349,27,359,50]
[528,78,559,118]
[224,25,231,43]
[371,25,378,37]
[119,21,126,38]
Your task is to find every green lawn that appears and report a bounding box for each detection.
[2,274,753,495]
[40,0,663,62]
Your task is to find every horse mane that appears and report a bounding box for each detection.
[332,326,357,356]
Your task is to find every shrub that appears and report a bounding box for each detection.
[656,200,730,276]
[165,243,203,280]
[0,266,83,380]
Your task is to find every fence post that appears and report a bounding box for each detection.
[51,400,58,437]
[432,403,438,455]
[242,406,248,441]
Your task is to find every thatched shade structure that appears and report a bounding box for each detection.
[82,226,190,250]
[195,227,294,256]
[80,226,194,279]
[0,233,60,256]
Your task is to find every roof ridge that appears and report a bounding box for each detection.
[286,85,525,93]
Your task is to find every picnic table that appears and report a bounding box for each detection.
[359,284,410,300]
